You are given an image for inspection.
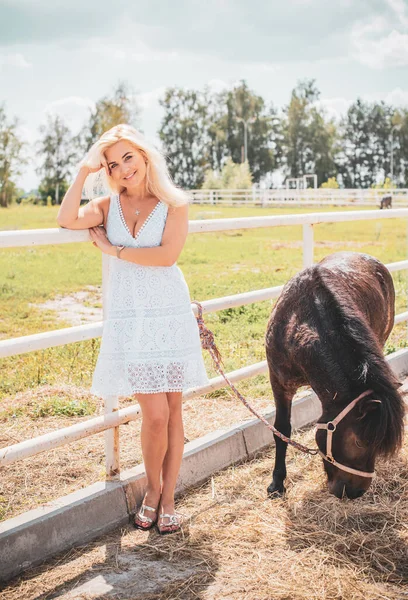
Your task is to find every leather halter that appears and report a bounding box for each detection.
[316,390,376,479]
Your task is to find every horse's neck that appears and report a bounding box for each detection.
[310,374,361,414]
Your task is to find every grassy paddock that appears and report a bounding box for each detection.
[1,203,408,521]
[1,204,408,401]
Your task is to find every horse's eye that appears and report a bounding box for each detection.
[355,439,366,449]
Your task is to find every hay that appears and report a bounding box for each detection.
[1,427,408,600]
[0,382,276,522]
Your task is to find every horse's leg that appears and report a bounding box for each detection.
[267,381,295,498]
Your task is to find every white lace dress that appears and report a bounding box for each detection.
[90,194,209,399]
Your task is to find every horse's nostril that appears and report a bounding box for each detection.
[345,487,366,499]
[328,480,344,499]
[329,480,368,500]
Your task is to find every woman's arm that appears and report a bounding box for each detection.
[89,204,189,266]
[57,167,107,230]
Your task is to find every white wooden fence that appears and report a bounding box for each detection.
[1,208,408,479]
[190,188,408,207]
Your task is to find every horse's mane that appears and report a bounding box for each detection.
[318,271,405,457]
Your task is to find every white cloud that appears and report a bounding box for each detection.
[42,96,95,133]
[0,52,31,68]
[316,97,351,120]
[130,50,179,63]
[18,124,36,144]
[351,15,408,69]
[85,38,180,63]
[317,88,408,121]
[383,87,408,107]
[136,87,166,110]
[386,0,408,28]
[314,86,408,121]
[247,61,283,74]
[363,87,408,108]
[206,79,230,93]
[45,96,95,110]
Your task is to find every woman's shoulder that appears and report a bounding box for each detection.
[91,194,111,207]
[91,195,112,227]
[163,202,189,227]
[160,196,189,211]
[165,202,189,215]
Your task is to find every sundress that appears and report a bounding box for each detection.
[90,194,209,398]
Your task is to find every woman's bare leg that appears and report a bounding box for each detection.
[160,392,184,529]
[136,392,169,523]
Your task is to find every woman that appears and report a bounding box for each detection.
[57,124,209,535]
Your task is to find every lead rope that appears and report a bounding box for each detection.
[192,301,318,456]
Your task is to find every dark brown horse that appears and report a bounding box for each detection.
[265,252,405,499]
[380,195,392,209]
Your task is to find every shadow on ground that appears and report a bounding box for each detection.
[2,517,218,600]
[284,455,408,589]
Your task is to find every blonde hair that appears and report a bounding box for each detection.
[80,124,189,207]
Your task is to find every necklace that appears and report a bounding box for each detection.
[124,191,141,216]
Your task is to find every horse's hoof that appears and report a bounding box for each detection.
[267,483,285,498]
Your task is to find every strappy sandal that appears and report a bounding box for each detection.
[134,502,159,531]
[156,509,182,535]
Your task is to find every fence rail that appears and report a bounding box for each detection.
[2,208,408,475]
[190,188,408,207]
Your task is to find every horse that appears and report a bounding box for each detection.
[265,252,405,499]
[380,195,392,209]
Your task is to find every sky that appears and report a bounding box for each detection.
[1,0,408,191]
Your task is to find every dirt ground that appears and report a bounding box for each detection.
[33,286,103,327]
[1,426,408,600]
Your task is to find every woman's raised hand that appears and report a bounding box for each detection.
[87,164,104,174]
[79,162,106,175]
[78,150,109,176]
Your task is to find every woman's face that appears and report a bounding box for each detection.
[104,140,147,190]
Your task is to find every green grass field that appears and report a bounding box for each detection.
[1,203,408,408]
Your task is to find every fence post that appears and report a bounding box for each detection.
[303,223,314,268]
[102,253,120,479]
[262,189,266,207]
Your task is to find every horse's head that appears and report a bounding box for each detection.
[316,390,404,499]
[315,418,375,499]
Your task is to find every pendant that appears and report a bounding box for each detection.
[135,209,140,216]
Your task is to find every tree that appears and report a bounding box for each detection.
[0,105,26,207]
[224,81,278,183]
[205,88,230,173]
[391,109,408,186]
[202,158,252,189]
[321,177,339,189]
[36,114,77,204]
[371,177,395,190]
[159,87,210,189]
[82,81,141,151]
[159,81,280,188]
[282,80,338,186]
[309,111,338,186]
[337,100,395,188]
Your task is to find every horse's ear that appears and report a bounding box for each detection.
[358,398,382,419]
